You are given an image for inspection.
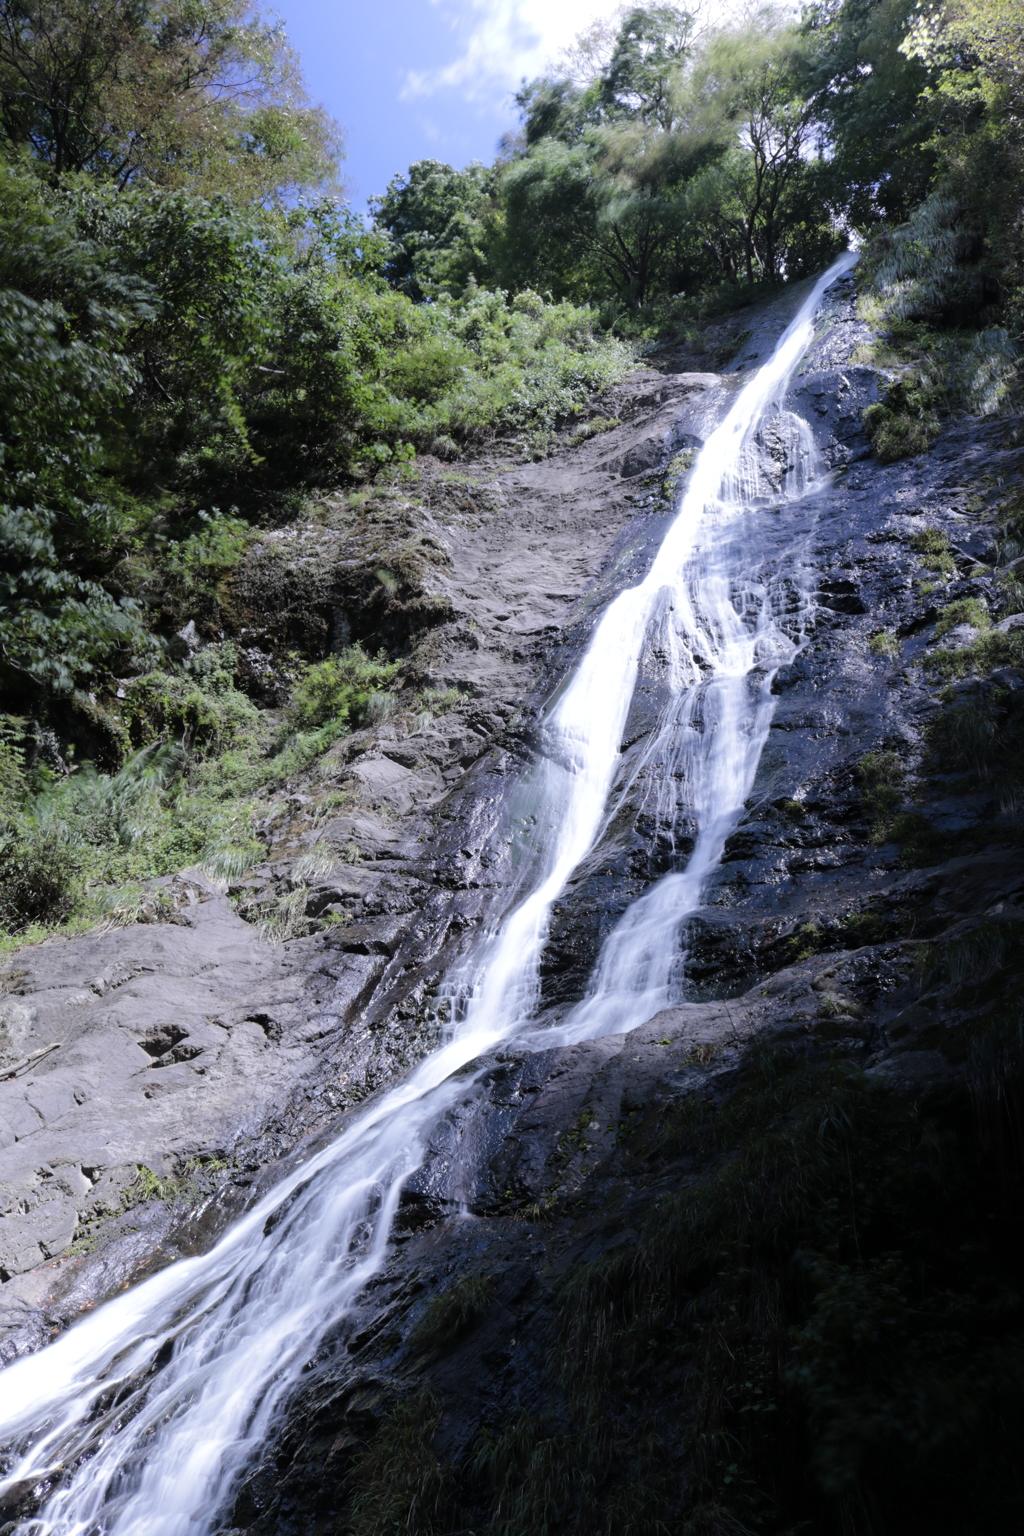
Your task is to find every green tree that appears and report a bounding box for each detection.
[498,5,707,305]
[369,158,494,300]
[688,19,825,284]
[498,6,834,305]
[804,0,938,225]
[599,3,697,127]
[0,160,155,692]
[0,0,339,197]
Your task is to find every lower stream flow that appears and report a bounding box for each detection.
[0,250,856,1536]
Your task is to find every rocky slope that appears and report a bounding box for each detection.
[0,353,727,1333]
[2,272,1023,1534]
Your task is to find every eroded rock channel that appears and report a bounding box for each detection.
[2,268,1023,1535]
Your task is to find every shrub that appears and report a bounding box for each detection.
[289,645,400,731]
[935,597,990,638]
[122,649,261,759]
[0,822,80,931]
[385,337,470,403]
[165,513,250,604]
[860,193,978,328]
[863,373,941,462]
[0,715,28,815]
[869,630,900,657]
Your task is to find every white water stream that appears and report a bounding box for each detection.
[0,250,855,1536]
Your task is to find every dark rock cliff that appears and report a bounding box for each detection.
[2,273,1023,1535]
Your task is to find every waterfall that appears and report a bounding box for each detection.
[0,250,856,1536]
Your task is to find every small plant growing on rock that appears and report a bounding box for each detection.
[857,751,905,840]
[863,373,941,463]
[663,447,697,498]
[121,1164,177,1208]
[684,1040,723,1066]
[566,415,620,448]
[998,571,1024,617]
[817,992,864,1019]
[419,687,463,716]
[869,630,900,657]
[910,527,956,575]
[292,843,335,883]
[256,888,309,943]
[935,597,990,638]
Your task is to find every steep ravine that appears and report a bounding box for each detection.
[2,269,1023,1534]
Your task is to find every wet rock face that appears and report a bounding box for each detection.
[225,280,1024,1532]
[0,361,726,1347]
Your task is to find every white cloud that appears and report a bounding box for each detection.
[402,0,622,104]
[401,1,762,107]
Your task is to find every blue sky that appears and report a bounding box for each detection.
[274,0,624,208]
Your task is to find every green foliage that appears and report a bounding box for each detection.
[869,629,900,656]
[0,156,632,706]
[927,680,1024,809]
[380,9,842,320]
[863,371,942,462]
[552,1040,1024,1534]
[858,191,993,330]
[379,287,634,451]
[934,596,990,636]
[998,570,1024,616]
[843,1,1024,418]
[804,0,937,227]
[0,161,157,689]
[0,0,339,198]
[565,414,620,448]
[369,159,495,300]
[910,526,955,574]
[885,808,945,866]
[165,512,250,598]
[121,1164,177,1208]
[123,647,261,757]
[289,646,400,732]
[663,445,697,496]
[347,1389,462,1536]
[0,820,81,931]
[0,713,27,813]
[0,657,363,939]
[928,624,1024,677]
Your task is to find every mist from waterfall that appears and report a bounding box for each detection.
[0,249,856,1536]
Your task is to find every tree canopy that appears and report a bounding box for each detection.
[0,0,338,195]
[369,0,1022,333]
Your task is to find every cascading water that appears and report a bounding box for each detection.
[0,249,856,1536]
